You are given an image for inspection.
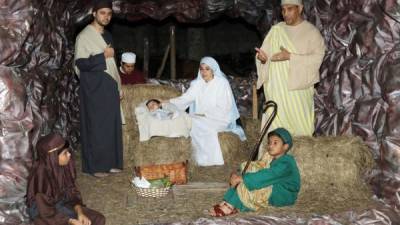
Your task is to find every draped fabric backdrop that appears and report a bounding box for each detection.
[0,0,398,224]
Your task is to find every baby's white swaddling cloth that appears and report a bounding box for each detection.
[134,102,192,141]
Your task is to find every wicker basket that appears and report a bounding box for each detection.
[134,161,188,184]
[132,184,171,198]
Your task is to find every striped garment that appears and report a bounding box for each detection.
[262,24,315,137]
[236,155,272,210]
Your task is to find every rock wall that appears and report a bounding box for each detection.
[0,0,399,223]
[0,0,81,223]
[313,0,400,209]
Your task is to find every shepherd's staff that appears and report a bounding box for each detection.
[241,100,277,176]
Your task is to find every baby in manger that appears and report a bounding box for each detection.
[146,99,179,120]
[134,98,191,141]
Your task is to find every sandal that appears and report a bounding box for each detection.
[93,172,109,178]
[109,168,122,173]
[209,202,238,217]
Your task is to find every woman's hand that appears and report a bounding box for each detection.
[229,173,243,187]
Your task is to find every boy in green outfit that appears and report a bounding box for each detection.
[208,127,301,217]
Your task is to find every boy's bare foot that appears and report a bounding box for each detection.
[109,168,122,173]
[93,172,109,178]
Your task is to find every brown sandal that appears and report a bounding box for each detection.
[210,203,238,217]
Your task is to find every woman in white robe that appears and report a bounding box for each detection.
[168,57,246,166]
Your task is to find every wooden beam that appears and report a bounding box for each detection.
[156,44,170,79]
[170,25,176,80]
[252,82,258,119]
[143,38,149,79]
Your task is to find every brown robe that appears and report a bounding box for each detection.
[119,67,146,85]
[26,133,105,225]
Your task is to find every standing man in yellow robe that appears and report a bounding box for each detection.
[255,0,326,157]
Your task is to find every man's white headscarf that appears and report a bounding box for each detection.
[281,0,303,5]
[192,56,246,141]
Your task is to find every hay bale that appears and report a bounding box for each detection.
[122,126,134,169]
[188,132,248,182]
[286,135,375,213]
[121,84,181,133]
[188,117,258,182]
[133,137,191,167]
[188,163,232,182]
[120,86,135,132]
[241,116,261,148]
[219,132,248,165]
[121,84,183,168]
[239,119,374,210]
[190,133,375,213]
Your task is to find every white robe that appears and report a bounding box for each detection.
[170,76,233,166]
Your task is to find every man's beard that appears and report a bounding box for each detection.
[284,18,293,25]
[95,18,110,27]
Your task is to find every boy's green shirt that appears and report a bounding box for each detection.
[242,154,301,207]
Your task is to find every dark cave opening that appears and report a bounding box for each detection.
[75,16,264,80]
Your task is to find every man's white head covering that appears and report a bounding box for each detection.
[281,0,303,5]
[121,52,136,64]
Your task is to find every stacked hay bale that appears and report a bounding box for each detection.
[121,85,138,169]
[121,84,181,133]
[132,137,190,166]
[120,84,186,169]
[241,116,261,148]
[188,131,249,182]
[193,117,260,182]
[187,117,258,182]
[289,135,375,213]
[219,132,248,165]
[225,118,375,213]
[122,84,249,183]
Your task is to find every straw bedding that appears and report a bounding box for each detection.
[219,132,248,164]
[188,131,249,182]
[242,123,376,214]
[133,136,191,167]
[285,135,375,213]
[189,120,375,213]
[121,85,375,213]
[241,116,261,150]
[121,84,181,133]
[121,84,247,170]
[121,84,186,168]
